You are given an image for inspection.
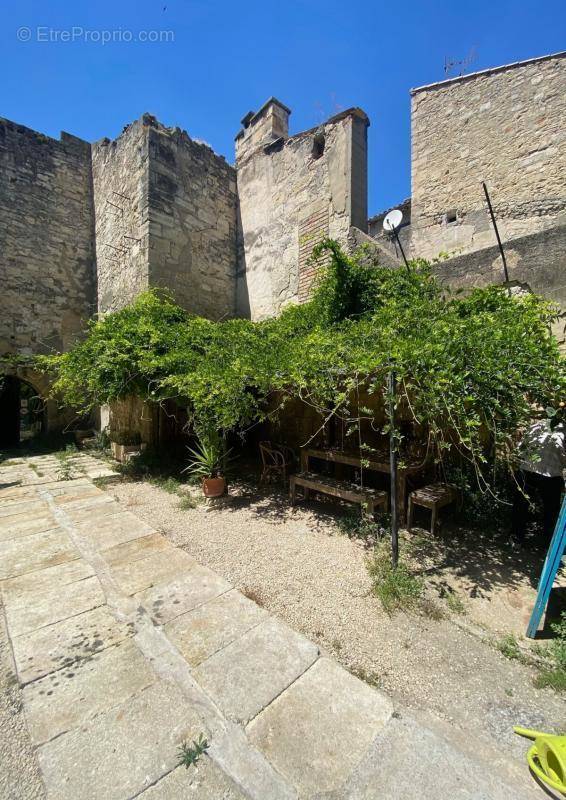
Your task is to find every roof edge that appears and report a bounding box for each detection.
[411,50,566,95]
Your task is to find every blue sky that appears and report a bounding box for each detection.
[1,1,565,215]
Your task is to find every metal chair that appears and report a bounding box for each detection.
[259,441,295,485]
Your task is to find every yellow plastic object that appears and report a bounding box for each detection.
[514,726,566,795]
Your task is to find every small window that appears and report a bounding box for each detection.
[312,132,325,160]
[445,210,458,224]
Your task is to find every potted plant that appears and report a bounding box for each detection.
[183,430,232,497]
[109,430,144,463]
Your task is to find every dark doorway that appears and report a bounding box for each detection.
[0,376,45,448]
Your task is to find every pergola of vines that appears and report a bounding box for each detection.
[40,240,565,497]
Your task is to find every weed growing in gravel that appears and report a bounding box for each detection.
[419,597,445,621]
[177,734,208,769]
[351,667,381,688]
[178,494,198,510]
[496,634,525,663]
[367,542,424,614]
[534,612,566,692]
[337,510,389,546]
[150,476,183,494]
[55,446,78,481]
[445,590,466,615]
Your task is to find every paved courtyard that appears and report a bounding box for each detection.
[0,454,541,799]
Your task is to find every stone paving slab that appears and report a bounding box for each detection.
[194,617,319,724]
[110,548,197,595]
[75,511,156,549]
[340,714,535,800]
[0,457,539,799]
[0,498,46,517]
[4,573,105,637]
[136,564,231,625]
[247,657,393,797]
[23,639,156,745]
[0,558,95,607]
[12,605,133,684]
[0,516,60,542]
[101,531,173,566]
[37,680,205,800]
[0,528,78,579]
[138,758,248,799]
[165,588,268,668]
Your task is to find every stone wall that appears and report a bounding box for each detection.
[410,53,566,260]
[92,115,238,319]
[434,224,566,345]
[0,118,96,356]
[147,120,238,319]
[92,118,150,313]
[236,101,369,319]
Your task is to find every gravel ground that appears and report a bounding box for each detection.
[112,479,565,761]
[0,598,45,800]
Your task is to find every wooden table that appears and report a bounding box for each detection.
[300,447,425,523]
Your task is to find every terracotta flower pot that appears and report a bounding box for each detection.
[202,476,226,497]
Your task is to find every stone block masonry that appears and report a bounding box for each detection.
[92,115,238,319]
[410,52,566,260]
[147,120,238,320]
[235,100,369,320]
[91,119,150,314]
[0,118,96,356]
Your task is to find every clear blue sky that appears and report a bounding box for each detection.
[1,1,565,215]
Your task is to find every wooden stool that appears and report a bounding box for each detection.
[407,483,456,534]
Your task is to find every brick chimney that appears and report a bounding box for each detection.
[235,97,291,162]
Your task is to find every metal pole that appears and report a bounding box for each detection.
[393,229,410,273]
[388,370,399,568]
[482,182,509,283]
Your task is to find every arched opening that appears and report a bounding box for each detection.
[0,375,46,448]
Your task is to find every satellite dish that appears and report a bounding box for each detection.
[383,209,403,232]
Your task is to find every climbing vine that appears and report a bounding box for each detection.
[39,240,565,494]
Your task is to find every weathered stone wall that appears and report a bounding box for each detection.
[236,102,369,319]
[147,120,238,319]
[92,115,238,319]
[92,119,150,313]
[0,118,96,356]
[434,224,566,346]
[410,53,566,260]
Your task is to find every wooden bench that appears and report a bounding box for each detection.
[407,483,457,534]
[289,472,388,517]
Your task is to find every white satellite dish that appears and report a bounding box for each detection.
[383,208,403,232]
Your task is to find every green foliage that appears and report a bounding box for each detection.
[40,241,565,502]
[534,669,566,692]
[177,734,208,769]
[534,612,566,692]
[149,476,183,494]
[367,542,424,613]
[496,634,524,662]
[178,494,198,510]
[55,445,79,481]
[336,510,389,545]
[549,612,566,670]
[182,429,233,480]
[445,590,466,615]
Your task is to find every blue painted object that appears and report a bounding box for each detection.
[526,496,566,638]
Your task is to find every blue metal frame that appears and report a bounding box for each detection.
[526,496,566,638]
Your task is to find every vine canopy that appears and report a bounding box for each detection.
[40,240,565,476]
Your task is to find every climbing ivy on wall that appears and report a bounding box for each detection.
[40,240,565,491]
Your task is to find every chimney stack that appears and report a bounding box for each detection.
[235,97,291,162]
